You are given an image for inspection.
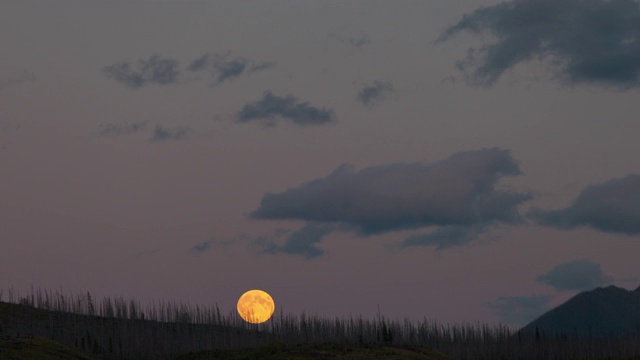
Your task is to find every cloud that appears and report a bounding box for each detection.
[96,122,147,137]
[236,91,336,126]
[253,224,334,259]
[150,125,191,142]
[187,52,274,84]
[94,122,190,142]
[342,35,371,48]
[103,52,272,89]
[537,259,614,292]
[329,33,372,49]
[103,54,180,89]
[357,80,394,106]
[439,0,640,87]
[249,61,276,72]
[402,224,489,250]
[0,69,36,90]
[488,295,551,326]
[251,148,531,249]
[190,240,214,254]
[529,174,640,235]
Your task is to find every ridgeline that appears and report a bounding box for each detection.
[1,287,640,359]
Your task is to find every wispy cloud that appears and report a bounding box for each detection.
[187,52,275,84]
[190,240,214,254]
[96,122,147,137]
[249,61,276,72]
[151,125,191,142]
[537,259,614,292]
[529,174,640,235]
[357,80,394,106]
[0,69,36,90]
[103,54,180,89]
[488,295,551,326]
[345,35,371,48]
[440,0,640,88]
[402,224,490,251]
[252,223,334,259]
[236,91,336,126]
[103,52,272,89]
[251,148,531,251]
[329,33,372,49]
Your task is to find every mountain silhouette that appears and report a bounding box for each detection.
[520,285,640,337]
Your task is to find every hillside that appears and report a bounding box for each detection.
[0,337,453,360]
[0,335,98,360]
[520,285,640,337]
[0,300,276,359]
[0,299,453,359]
[2,288,640,360]
[174,343,454,360]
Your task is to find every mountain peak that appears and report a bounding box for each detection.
[602,285,628,293]
[521,285,640,337]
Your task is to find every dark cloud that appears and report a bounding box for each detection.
[236,91,336,126]
[103,54,180,89]
[0,69,36,90]
[537,259,614,291]
[190,240,214,254]
[488,295,551,326]
[402,224,488,250]
[187,52,274,84]
[96,122,147,137]
[150,125,191,142]
[529,174,640,235]
[252,148,531,249]
[103,52,272,89]
[357,80,394,106]
[440,0,640,87]
[253,224,334,259]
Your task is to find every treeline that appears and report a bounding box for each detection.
[1,287,640,359]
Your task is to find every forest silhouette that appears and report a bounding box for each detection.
[1,287,639,359]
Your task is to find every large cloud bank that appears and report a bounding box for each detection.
[440,0,640,87]
[251,148,531,252]
[529,174,640,235]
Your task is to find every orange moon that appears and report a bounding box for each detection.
[236,289,275,324]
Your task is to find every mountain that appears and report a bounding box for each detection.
[520,285,640,337]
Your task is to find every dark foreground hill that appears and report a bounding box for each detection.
[174,343,454,359]
[2,287,640,360]
[0,299,455,359]
[0,335,99,360]
[521,285,640,337]
[0,300,276,358]
[0,335,453,360]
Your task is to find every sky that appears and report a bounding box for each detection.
[1,0,640,328]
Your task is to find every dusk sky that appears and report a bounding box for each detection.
[2,0,640,328]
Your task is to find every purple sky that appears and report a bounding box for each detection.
[2,0,640,327]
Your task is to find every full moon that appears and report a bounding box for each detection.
[236,289,275,324]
